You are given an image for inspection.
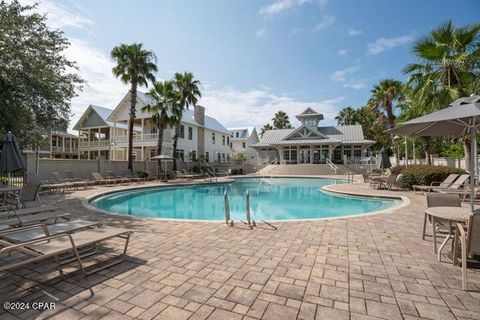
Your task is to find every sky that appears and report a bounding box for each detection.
[21,0,480,132]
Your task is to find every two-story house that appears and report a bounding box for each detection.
[228,127,259,163]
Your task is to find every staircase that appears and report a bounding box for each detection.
[258,164,350,176]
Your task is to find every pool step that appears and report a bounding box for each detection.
[258,164,350,176]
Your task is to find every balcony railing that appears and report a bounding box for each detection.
[79,140,111,148]
[114,131,173,144]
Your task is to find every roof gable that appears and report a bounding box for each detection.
[73,105,110,130]
[283,125,328,141]
[301,107,319,115]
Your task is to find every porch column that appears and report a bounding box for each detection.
[141,118,144,142]
[141,146,144,161]
[310,146,313,164]
[49,133,52,157]
[296,146,300,164]
[87,150,90,160]
[62,136,65,153]
[328,145,333,160]
[88,129,91,146]
[279,147,284,164]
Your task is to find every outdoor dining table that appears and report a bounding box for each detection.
[424,206,472,262]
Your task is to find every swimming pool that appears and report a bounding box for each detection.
[90,177,402,221]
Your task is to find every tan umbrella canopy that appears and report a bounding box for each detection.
[387,95,480,211]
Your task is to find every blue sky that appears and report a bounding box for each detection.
[24,0,480,131]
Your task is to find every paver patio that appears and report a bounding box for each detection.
[1,178,479,320]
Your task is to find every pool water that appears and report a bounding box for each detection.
[91,177,401,221]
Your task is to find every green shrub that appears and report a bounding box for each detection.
[137,171,148,178]
[390,165,465,189]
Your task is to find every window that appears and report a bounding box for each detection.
[217,152,221,162]
[230,142,232,148]
[222,135,225,145]
[205,152,209,162]
[212,133,215,144]
[177,149,185,161]
[188,127,193,140]
[236,132,239,138]
[227,137,230,145]
[150,127,158,134]
[283,149,290,161]
[150,149,156,159]
[180,125,185,138]
[354,149,362,158]
[191,151,196,161]
[242,142,246,148]
[222,153,225,162]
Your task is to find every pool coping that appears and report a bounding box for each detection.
[82,176,410,222]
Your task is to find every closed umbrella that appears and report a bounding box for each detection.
[0,132,26,186]
[387,95,480,211]
[378,147,391,170]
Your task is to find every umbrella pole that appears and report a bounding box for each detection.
[470,127,476,212]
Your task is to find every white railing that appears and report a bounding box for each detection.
[326,158,338,174]
[113,131,173,144]
[79,140,110,148]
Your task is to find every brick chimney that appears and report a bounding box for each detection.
[194,105,205,126]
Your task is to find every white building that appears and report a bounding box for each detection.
[228,127,259,162]
[252,107,374,164]
[104,92,232,163]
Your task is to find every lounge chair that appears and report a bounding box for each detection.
[51,172,79,191]
[91,172,116,185]
[0,220,101,243]
[433,174,470,193]
[0,205,58,219]
[3,177,43,209]
[105,171,130,184]
[377,174,398,190]
[423,193,461,241]
[413,174,459,193]
[453,214,480,290]
[0,211,71,230]
[64,170,95,187]
[0,227,132,276]
[122,172,145,183]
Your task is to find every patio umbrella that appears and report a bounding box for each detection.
[0,132,25,173]
[378,147,391,170]
[386,95,480,211]
[150,154,174,181]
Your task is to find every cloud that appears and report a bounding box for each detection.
[367,34,414,55]
[259,0,327,18]
[338,49,348,56]
[347,29,362,36]
[343,82,367,90]
[289,27,304,36]
[199,87,344,128]
[21,0,93,29]
[64,38,128,130]
[312,15,335,32]
[255,28,267,39]
[329,67,358,82]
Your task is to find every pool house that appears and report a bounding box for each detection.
[252,108,374,164]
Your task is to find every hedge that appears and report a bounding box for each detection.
[389,165,466,189]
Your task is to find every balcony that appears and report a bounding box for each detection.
[113,131,173,145]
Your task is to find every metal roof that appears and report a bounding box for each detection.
[252,124,373,147]
[137,92,229,134]
[73,105,130,131]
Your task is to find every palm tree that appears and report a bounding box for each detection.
[403,20,480,168]
[335,107,358,125]
[111,43,157,172]
[368,79,406,165]
[141,81,179,163]
[172,72,201,170]
[272,111,292,129]
[260,123,273,137]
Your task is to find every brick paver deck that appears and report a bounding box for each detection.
[1,178,479,320]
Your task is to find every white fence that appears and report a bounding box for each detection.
[390,156,471,170]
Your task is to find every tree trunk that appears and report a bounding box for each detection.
[464,138,471,173]
[128,84,137,173]
[421,137,431,165]
[172,123,180,171]
[157,121,164,177]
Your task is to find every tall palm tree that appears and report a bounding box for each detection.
[111,43,157,172]
[260,123,273,137]
[403,20,480,168]
[272,111,292,129]
[335,107,358,125]
[172,72,201,170]
[368,79,406,165]
[141,81,178,159]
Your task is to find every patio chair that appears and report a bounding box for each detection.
[122,172,145,183]
[377,174,398,190]
[423,193,461,240]
[64,170,95,187]
[413,174,459,193]
[433,174,470,193]
[0,226,132,277]
[453,213,480,290]
[51,172,79,191]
